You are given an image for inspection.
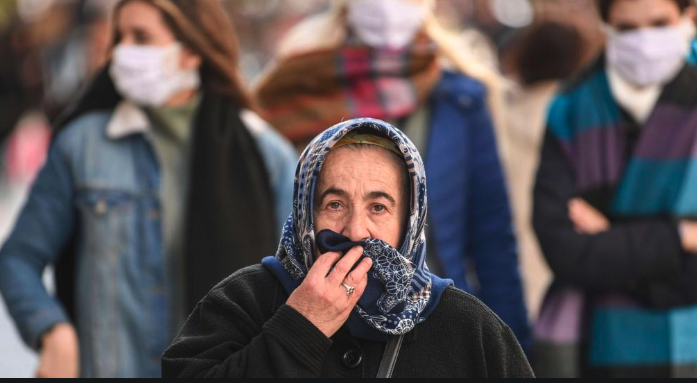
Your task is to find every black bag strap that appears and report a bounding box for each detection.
[376,334,405,378]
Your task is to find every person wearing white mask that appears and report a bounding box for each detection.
[532,0,697,378]
[0,0,297,378]
[253,0,532,354]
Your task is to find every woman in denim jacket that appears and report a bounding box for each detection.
[0,0,296,378]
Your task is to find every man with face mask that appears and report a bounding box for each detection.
[604,1,696,121]
[532,0,697,378]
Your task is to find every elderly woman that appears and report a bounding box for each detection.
[253,0,531,352]
[161,119,534,378]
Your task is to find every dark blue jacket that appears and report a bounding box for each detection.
[425,71,531,351]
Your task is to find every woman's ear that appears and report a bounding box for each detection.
[180,47,202,71]
[686,6,697,23]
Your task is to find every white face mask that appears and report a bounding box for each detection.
[347,0,427,50]
[109,43,201,107]
[606,18,694,88]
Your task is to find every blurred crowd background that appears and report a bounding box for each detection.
[0,0,659,377]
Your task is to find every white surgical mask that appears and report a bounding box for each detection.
[109,43,200,107]
[606,18,694,88]
[347,0,427,50]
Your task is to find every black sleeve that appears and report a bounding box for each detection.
[161,287,332,378]
[482,316,535,378]
[635,248,697,309]
[533,131,688,294]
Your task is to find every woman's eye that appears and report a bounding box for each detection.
[134,31,150,45]
[616,24,637,33]
[327,202,341,210]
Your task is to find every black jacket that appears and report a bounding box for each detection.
[534,131,697,308]
[161,265,534,378]
[532,63,697,309]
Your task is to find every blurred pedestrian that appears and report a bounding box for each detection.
[0,0,296,378]
[533,0,697,377]
[502,20,588,320]
[253,0,531,352]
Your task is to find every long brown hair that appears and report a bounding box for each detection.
[111,0,253,109]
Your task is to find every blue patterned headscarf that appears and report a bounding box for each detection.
[262,118,453,341]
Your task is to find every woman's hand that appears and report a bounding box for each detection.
[36,324,80,378]
[569,198,611,235]
[286,246,373,338]
[680,221,697,254]
[569,200,697,254]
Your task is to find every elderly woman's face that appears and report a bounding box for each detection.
[314,146,408,250]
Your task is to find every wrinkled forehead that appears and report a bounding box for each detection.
[295,119,420,207]
[301,122,413,187]
[313,143,411,204]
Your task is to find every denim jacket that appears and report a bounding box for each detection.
[0,102,297,378]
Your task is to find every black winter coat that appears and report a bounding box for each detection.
[162,265,534,378]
